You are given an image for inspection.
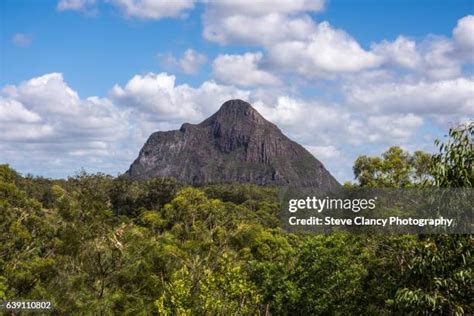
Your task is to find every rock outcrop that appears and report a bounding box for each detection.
[127,99,340,190]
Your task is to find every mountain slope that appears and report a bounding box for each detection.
[127,99,340,189]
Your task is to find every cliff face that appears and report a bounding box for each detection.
[127,99,340,190]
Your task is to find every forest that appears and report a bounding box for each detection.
[0,123,472,315]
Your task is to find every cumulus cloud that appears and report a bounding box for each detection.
[203,0,383,78]
[372,36,421,69]
[212,52,281,86]
[3,73,81,115]
[453,15,474,54]
[203,0,324,45]
[341,15,473,129]
[204,2,381,78]
[346,77,474,117]
[204,12,317,46]
[268,22,382,78]
[254,96,346,132]
[159,49,207,75]
[419,36,461,80]
[366,114,424,142]
[344,113,424,146]
[266,15,473,80]
[203,3,473,82]
[0,99,41,123]
[252,95,425,148]
[108,0,195,19]
[12,33,32,47]
[370,35,459,79]
[370,15,474,79]
[110,72,250,123]
[0,73,128,174]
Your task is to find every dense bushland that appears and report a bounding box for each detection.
[0,123,472,315]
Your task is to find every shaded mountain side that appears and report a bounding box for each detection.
[127,99,340,190]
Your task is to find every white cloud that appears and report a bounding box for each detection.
[304,144,351,181]
[108,0,195,19]
[0,73,133,177]
[0,73,127,160]
[111,73,201,120]
[203,6,473,82]
[204,3,383,78]
[305,145,341,160]
[0,124,55,142]
[204,12,317,46]
[268,22,382,78]
[2,73,81,115]
[345,114,423,145]
[346,77,474,116]
[0,98,41,123]
[212,52,281,86]
[453,15,474,53]
[370,15,474,79]
[203,1,382,78]
[159,49,206,75]
[367,113,424,141]
[202,0,324,45]
[254,96,345,131]
[372,36,421,69]
[419,36,461,80]
[12,33,32,47]
[110,72,250,123]
[178,49,207,75]
[252,96,354,152]
[252,95,425,148]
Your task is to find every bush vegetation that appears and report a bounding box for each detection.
[0,123,472,315]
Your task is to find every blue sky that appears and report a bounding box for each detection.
[1,0,473,182]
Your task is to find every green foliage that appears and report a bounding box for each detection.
[157,254,261,315]
[353,146,433,188]
[285,234,371,315]
[0,164,20,183]
[393,235,473,315]
[110,176,181,216]
[387,122,473,315]
[350,124,474,315]
[432,122,473,188]
[0,123,472,314]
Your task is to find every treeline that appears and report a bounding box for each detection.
[0,123,472,315]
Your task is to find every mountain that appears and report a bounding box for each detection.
[127,99,340,190]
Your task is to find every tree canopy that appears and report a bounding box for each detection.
[0,123,472,314]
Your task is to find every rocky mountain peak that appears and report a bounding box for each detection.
[203,99,266,127]
[217,99,257,115]
[127,100,340,190]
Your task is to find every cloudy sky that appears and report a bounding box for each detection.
[1,0,473,182]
